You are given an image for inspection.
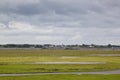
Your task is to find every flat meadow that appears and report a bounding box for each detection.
[0,74,120,80]
[0,49,120,79]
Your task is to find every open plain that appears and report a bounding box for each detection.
[0,49,120,80]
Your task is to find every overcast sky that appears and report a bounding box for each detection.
[0,0,120,45]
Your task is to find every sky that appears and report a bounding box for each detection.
[0,0,120,45]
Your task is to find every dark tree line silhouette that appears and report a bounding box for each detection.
[0,44,120,49]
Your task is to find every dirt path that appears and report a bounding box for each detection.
[0,69,120,76]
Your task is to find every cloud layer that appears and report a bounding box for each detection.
[0,0,120,44]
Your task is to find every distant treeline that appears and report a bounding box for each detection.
[0,44,120,49]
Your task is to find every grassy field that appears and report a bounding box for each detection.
[0,49,120,57]
[0,50,119,73]
[0,56,120,63]
[0,49,120,79]
[0,64,120,74]
[0,74,120,80]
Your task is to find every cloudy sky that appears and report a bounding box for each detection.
[0,0,120,45]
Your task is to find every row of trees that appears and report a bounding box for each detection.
[0,44,120,48]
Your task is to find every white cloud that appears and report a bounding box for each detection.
[35,36,64,41]
[0,23,6,29]
[70,35,82,40]
[8,21,33,30]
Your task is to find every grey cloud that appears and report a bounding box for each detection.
[0,0,99,15]
[0,0,119,16]
[0,0,120,28]
[0,0,120,44]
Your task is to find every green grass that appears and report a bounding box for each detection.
[0,56,120,63]
[0,64,120,74]
[0,50,120,57]
[0,74,120,80]
[0,50,120,74]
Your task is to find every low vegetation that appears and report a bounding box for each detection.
[0,74,120,80]
[0,49,120,57]
[0,49,120,79]
[0,63,120,74]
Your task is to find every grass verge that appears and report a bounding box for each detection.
[0,74,120,80]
